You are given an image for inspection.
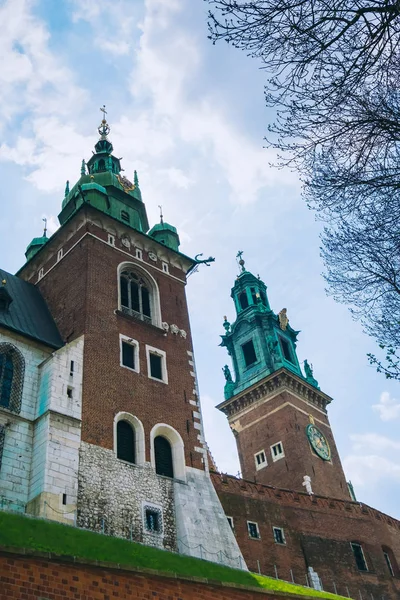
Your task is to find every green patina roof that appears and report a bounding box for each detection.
[25,236,48,261]
[149,222,178,235]
[0,268,63,349]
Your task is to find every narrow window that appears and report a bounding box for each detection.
[0,353,13,409]
[162,262,169,274]
[70,360,74,377]
[144,507,162,534]
[135,249,143,260]
[62,493,67,505]
[117,420,135,463]
[384,552,394,577]
[242,340,257,367]
[250,287,258,304]
[108,234,115,246]
[0,343,24,414]
[120,271,152,323]
[273,527,286,545]
[227,516,234,531]
[98,159,106,172]
[38,268,44,280]
[67,387,73,399]
[238,291,249,310]
[351,543,368,571]
[255,450,267,470]
[149,353,163,380]
[154,435,173,478]
[271,442,285,462]
[121,210,130,223]
[122,341,135,370]
[279,336,294,363]
[57,248,63,261]
[247,522,260,539]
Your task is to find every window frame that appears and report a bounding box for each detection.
[116,419,136,464]
[57,248,63,261]
[146,345,168,384]
[241,339,258,368]
[278,335,295,364]
[113,412,145,466]
[0,343,24,414]
[271,441,285,462]
[120,335,139,373]
[108,234,115,246]
[247,521,261,539]
[162,262,169,274]
[142,502,163,536]
[254,450,267,470]
[272,526,286,545]
[227,516,235,532]
[118,262,162,328]
[350,542,368,572]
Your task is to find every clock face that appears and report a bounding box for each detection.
[306,424,331,461]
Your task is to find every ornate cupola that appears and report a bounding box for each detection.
[58,107,149,234]
[25,220,48,261]
[220,252,305,400]
[148,208,180,252]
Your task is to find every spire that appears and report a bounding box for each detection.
[42,218,47,238]
[81,160,86,176]
[64,181,70,197]
[134,170,139,187]
[98,105,110,139]
[158,205,164,225]
[236,250,246,273]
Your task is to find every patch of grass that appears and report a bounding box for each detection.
[0,511,346,599]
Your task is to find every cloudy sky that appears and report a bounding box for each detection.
[1,0,399,519]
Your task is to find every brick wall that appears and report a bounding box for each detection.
[212,472,400,600]
[0,552,297,600]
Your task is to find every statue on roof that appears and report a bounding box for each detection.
[278,308,289,330]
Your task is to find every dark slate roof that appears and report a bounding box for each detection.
[0,268,63,349]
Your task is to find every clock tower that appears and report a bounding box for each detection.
[217,254,351,501]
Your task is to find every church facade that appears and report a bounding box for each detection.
[0,114,399,599]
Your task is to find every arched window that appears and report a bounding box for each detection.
[97,159,106,172]
[0,343,24,414]
[238,291,249,310]
[120,270,152,323]
[154,436,174,478]
[116,420,135,463]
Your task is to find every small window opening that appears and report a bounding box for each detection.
[67,387,73,399]
[57,248,63,261]
[279,336,294,363]
[70,360,74,377]
[248,522,260,539]
[122,341,135,370]
[227,516,234,531]
[384,552,395,577]
[242,340,257,367]
[121,210,130,223]
[150,353,163,380]
[98,159,106,172]
[250,287,258,304]
[273,527,286,545]
[108,234,115,246]
[38,268,44,280]
[162,262,169,273]
[351,543,368,571]
[145,507,162,534]
[255,450,267,470]
[271,442,285,462]
[238,291,249,310]
[154,435,173,478]
[62,493,67,505]
[135,248,143,260]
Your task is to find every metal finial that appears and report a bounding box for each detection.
[42,217,47,238]
[81,160,86,176]
[158,205,164,225]
[64,180,70,197]
[98,105,110,139]
[236,250,245,272]
[134,170,139,186]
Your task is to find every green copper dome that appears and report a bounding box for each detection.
[25,236,48,261]
[148,222,180,251]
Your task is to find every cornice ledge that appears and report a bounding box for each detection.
[216,368,332,418]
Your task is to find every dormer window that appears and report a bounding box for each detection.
[279,336,294,364]
[97,159,106,172]
[242,339,257,367]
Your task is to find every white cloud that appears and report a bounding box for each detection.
[373,391,400,422]
[343,432,400,489]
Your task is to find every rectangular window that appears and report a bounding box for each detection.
[273,527,286,545]
[351,543,368,571]
[384,552,394,577]
[242,340,257,367]
[62,493,67,505]
[120,336,139,373]
[144,506,162,534]
[271,442,285,462]
[254,450,267,470]
[38,268,44,281]
[70,360,74,377]
[162,262,169,273]
[108,234,115,246]
[135,248,143,260]
[279,336,294,363]
[57,248,63,261]
[67,387,73,399]
[247,521,260,539]
[146,345,168,384]
[227,516,234,531]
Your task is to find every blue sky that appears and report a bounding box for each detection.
[1,0,399,519]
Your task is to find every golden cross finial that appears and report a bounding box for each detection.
[100,105,107,118]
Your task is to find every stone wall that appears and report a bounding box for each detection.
[77,441,177,551]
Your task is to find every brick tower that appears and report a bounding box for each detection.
[217,253,351,501]
[16,111,243,566]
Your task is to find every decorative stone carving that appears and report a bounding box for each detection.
[302,475,314,495]
[278,308,289,330]
[148,251,157,262]
[162,322,169,332]
[121,236,131,249]
[170,324,179,335]
[179,329,187,339]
